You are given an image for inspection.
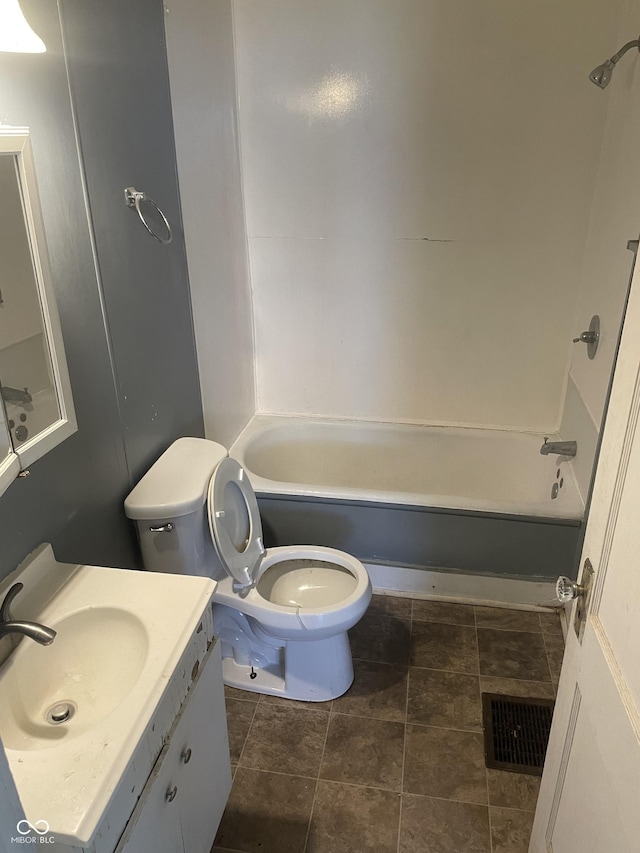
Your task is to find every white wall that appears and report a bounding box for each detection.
[569,0,640,433]
[164,0,255,448]
[234,0,621,431]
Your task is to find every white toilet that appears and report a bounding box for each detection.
[124,437,371,701]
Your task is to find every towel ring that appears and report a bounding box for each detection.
[124,187,172,245]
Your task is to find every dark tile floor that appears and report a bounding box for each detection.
[213,595,565,853]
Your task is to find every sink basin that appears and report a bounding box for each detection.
[0,544,215,849]
[0,607,148,749]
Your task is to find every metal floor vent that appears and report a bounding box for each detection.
[482,693,555,776]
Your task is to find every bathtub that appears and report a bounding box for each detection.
[230,415,584,584]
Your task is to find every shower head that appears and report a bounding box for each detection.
[589,36,640,89]
[589,59,615,89]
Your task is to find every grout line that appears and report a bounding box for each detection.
[232,699,260,770]
[352,656,474,675]
[258,699,332,716]
[351,657,410,669]
[329,710,407,724]
[412,616,476,628]
[229,762,425,800]
[226,695,260,706]
[301,779,319,853]
[475,606,494,853]
[540,619,557,687]
[348,657,553,684]
[302,692,333,853]
[351,656,412,668]
[395,790,499,808]
[303,774,402,795]
[232,765,322,784]
[540,621,566,684]
[412,617,542,634]
[396,604,413,853]
[400,719,483,734]
[489,803,539,815]
[475,625,542,635]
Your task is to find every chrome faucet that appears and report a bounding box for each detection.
[0,583,56,645]
[1,386,32,405]
[540,438,577,458]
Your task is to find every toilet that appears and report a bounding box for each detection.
[124,437,371,701]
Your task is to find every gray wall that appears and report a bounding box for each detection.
[0,0,203,579]
[60,0,204,479]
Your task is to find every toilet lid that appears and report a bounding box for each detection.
[207,457,265,587]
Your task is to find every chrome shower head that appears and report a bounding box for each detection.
[589,36,640,89]
[589,59,615,89]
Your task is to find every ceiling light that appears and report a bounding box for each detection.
[0,0,46,54]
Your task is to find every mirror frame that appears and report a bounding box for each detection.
[0,126,76,496]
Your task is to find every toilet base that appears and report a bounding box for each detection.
[218,628,355,701]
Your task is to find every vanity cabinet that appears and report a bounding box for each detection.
[114,641,232,853]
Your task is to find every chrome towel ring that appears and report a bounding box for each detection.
[124,186,172,244]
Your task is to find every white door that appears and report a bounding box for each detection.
[530,258,640,851]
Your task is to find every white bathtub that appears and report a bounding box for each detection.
[231,415,584,521]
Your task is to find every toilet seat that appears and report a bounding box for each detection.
[207,458,371,639]
[207,457,266,587]
[213,545,371,640]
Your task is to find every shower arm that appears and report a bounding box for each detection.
[608,37,640,67]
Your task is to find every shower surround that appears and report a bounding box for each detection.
[232,0,618,432]
[163,0,635,593]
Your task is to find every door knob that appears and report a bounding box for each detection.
[557,560,595,641]
[555,576,588,603]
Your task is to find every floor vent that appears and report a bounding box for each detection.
[482,693,555,776]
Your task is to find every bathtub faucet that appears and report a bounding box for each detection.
[540,438,577,458]
[1,385,32,405]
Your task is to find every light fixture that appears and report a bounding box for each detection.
[0,0,46,54]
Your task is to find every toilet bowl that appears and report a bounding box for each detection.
[124,437,371,701]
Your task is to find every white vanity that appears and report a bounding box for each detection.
[0,545,232,852]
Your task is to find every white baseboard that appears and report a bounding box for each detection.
[364,563,559,612]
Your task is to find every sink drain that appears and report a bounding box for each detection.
[45,701,76,725]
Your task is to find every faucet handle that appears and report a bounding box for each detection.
[572,315,600,359]
[573,331,598,344]
[0,582,24,623]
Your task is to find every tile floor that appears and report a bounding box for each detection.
[213,595,565,853]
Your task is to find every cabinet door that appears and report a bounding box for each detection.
[178,642,232,852]
[114,740,184,853]
[115,641,231,853]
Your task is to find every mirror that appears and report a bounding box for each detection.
[0,126,76,496]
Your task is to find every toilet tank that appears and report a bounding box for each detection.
[124,437,227,577]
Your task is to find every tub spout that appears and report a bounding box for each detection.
[540,438,577,458]
[1,385,32,406]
